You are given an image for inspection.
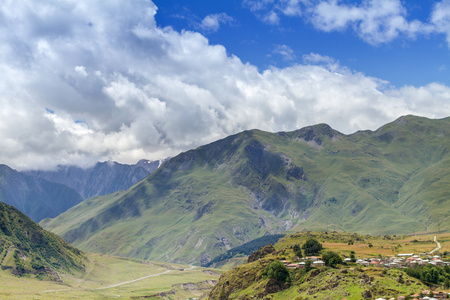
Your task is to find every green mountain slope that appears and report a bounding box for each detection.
[0,202,86,278]
[42,115,450,265]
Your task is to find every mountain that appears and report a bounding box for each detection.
[0,201,85,278]
[25,159,165,199]
[42,115,450,265]
[0,165,84,222]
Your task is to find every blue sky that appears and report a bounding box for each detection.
[155,0,450,87]
[1,0,450,170]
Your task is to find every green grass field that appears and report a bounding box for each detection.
[0,252,222,299]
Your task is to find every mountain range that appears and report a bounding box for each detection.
[0,159,164,222]
[41,115,450,265]
[25,159,163,199]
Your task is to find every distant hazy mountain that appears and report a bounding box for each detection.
[0,201,86,278]
[0,164,84,222]
[25,159,165,199]
[42,115,450,265]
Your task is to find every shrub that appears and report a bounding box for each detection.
[302,238,322,256]
[263,261,290,283]
[322,251,342,267]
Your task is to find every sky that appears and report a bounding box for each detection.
[1,0,450,170]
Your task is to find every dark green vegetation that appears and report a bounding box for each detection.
[0,202,85,279]
[302,238,323,256]
[203,234,284,267]
[208,232,433,299]
[322,251,343,267]
[0,164,83,222]
[404,264,450,285]
[43,115,450,265]
[262,260,290,282]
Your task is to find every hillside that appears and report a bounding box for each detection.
[0,202,86,279]
[42,115,450,265]
[208,231,450,299]
[0,165,84,222]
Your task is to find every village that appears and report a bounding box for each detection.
[282,253,449,269]
[279,252,450,300]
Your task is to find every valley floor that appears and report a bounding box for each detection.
[0,253,222,299]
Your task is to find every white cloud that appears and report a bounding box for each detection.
[1,0,450,171]
[309,0,431,44]
[431,0,450,46]
[199,13,233,32]
[75,65,87,77]
[244,0,450,45]
[273,44,296,60]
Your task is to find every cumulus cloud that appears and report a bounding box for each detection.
[1,0,450,171]
[309,0,432,44]
[431,0,450,46]
[199,13,233,32]
[244,0,450,46]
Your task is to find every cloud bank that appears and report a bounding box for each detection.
[244,0,450,45]
[1,0,450,170]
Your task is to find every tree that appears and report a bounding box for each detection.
[322,251,343,267]
[302,238,322,256]
[304,259,312,272]
[263,261,289,283]
[293,244,302,258]
[444,278,450,289]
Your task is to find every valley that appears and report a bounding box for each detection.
[1,115,450,299]
[0,252,221,299]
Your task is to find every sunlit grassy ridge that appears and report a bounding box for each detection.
[43,115,450,265]
[0,202,86,278]
[209,231,450,299]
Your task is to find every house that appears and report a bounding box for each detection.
[356,260,370,266]
[432,291,448,299]
[298,262,306,269]
[388,262,399,268]
[397,253,414,257]
[281,260,291,265]
[287,263,299,269]
[343,257,352,263]
[306,256,321,261]
[433,260,444,266]
[312,260,325,267]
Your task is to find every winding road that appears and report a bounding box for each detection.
[430,236,441,254]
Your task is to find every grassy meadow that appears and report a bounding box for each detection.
[277,231,450,259]
[0,253,222,299]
